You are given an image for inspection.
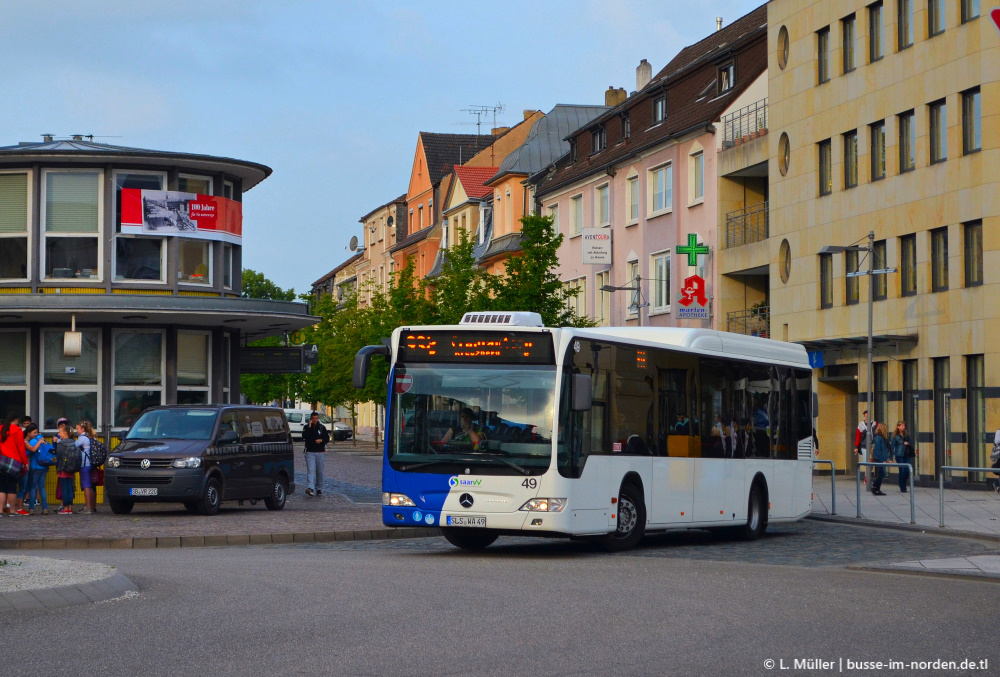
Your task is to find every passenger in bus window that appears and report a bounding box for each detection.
[674,413,691,435]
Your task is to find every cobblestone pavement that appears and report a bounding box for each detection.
[296,519,1000,570]
[0,447,384,540]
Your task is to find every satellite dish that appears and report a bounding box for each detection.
[349,235,359,251]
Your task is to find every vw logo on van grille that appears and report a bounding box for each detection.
[140,459,151,469]
[459,493,474,508]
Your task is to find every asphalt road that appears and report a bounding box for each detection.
[3,520,998,676]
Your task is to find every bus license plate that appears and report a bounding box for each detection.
[130,488,157,496]
[447,516,486,527]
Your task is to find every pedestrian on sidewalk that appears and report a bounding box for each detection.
[991,427,1000,493]
[302,411,330,497]
[854,410,876,489]
[23,423,51,514]
[55,419,79,515]
[0,414,27,515]
[75,421,97,514]
[870,422,890,496]
[891,420,913,493]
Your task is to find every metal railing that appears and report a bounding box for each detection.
[726,306,769,338]
[724,201,769,248]
[720,97,768,149]
[938,466,1000,528]
[812,458,836,515]
[856,462,915,523]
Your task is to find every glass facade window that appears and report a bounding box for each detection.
[870,121,886,180]
[114,172,164,232]
[596,271,611,326]
[962,0,980,22]
[649,165,671,214]
[627,176,639,222]
[44,170,101,280]
[898,0,913,49]
[902,360,919,447]
[691,152,704,202]
[967,354,986,477]
[873,361,888,428]
[929,0,946,35]
[930,100,947,163]
[179,240,212,284]
[931,227,949,292]
[0,173,29,280]
[113,331,163,428]
[933,357,950,472]
[846,250,860,305]
[570,195,582,235]
[844,131,858,188]
[221,332,232,403]
[0,331,28,422]
[965,220,983,287]
[899,110,915,172]
[819,139,832,195]
[651,253,670,312]
[178,175,212,195]
[595,184,609,225]
[115,238,164,281]
[874,240,887,300]
[42,329,99,429]
[627,261,639,315]
[223,244,234,289]
[900,234,917,295]
[820,253,833,308]
[817,27,830,83]
[652,96,666,124]
[869,2,884,62]
[177,330,210,385]
[842,14,856,73]
[963,88,981,154]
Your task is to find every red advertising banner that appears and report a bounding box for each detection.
[120,189,242,244]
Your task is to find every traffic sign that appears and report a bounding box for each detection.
[289,330,305,345]
[394,373,412,394]
[991,8,1000,37]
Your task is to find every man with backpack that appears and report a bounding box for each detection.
[24,423,54,514]
[55,419,81,514]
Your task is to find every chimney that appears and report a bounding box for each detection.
[523,109,537,121]
[605,86,627,107]
[71,134,84,141]
[491,126,510,136]
[636,59,652,92]
[716,17,723,31]
[42,134,53,142]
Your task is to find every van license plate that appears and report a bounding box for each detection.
[446,516,485,527]
[130,488,157,496]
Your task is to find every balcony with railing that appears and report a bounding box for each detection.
[727,306,770,338]
[725,201,768,249]
[720,98,768,150]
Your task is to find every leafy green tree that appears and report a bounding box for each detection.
[240,269,303,404]
[430,228,493,324]
[492,214,592,327]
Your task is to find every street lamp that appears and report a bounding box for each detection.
[600,275,647,326]
[819,230,896,458]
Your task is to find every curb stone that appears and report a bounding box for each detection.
[845,563,1000,584]
[808,513,1000,544]
[0,527,441,551]
[0,570,138,612]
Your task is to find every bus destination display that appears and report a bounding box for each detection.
[398,331,554,364]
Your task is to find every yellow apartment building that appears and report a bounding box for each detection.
[766,0,997,485]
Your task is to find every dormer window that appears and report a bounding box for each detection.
[621,114,631,139]
[718,62,735,93]
[591,126,606,154]
[570,139,578,162]
[652,95,666,124]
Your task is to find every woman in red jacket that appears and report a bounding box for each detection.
[0,414,27,515]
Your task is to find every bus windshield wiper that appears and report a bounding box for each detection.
[477,454,531,475]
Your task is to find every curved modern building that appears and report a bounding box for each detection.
[0,137,316,432]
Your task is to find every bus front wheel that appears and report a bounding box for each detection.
[442,528,498,551]
[599,482,646,552]
[737,482,768,541]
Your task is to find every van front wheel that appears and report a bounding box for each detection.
[109,498,134,515]
[264,477,287,511]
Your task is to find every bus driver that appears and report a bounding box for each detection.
[440,408,483,447]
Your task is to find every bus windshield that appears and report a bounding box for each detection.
[389,364,556,476]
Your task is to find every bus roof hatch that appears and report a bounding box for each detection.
[458,311,544,327]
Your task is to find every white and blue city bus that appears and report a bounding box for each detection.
[353,312,815,551]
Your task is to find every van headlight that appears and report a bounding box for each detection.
[107,456,120,469]
[171,457,202,469]
[519,498,567,512]
[382,492,416,507]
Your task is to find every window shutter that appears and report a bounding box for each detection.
[0,174,28,233]
[0,332,27,385]
[46,172,99,233]
[177,332,208,386]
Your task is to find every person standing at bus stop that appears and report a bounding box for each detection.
[854,410,875,489]
[891,421,913,493]
[302,411,330,497]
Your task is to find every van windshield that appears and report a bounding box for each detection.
[126,409,218,440]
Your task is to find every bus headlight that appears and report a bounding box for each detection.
[382,492,416,507]
[519,498,567,512]
[172,457,202,468]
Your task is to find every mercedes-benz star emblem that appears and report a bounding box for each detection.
[140,459,151,469]
[459,493,474,509]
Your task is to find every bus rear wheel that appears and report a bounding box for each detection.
[737,482,768,541]
[442,528,498,551]
[599,482,646,552]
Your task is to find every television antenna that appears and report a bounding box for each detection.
[460,103,505,136]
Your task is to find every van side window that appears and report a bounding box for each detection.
[240,409,285,443]
[218,411,239,439]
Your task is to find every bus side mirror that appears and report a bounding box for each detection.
[353,345,390,389]
[571,373,593,411]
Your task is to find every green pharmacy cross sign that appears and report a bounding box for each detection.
[676,233,710,267]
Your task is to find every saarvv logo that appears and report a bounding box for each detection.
[449,476,482,488]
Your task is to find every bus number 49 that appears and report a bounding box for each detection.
[522,478,537,489]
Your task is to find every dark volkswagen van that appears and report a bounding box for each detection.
[104,405,295,515]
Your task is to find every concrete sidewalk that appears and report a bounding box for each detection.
[812,473,1000,536]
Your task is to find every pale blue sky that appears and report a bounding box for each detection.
[1,0,762,292]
